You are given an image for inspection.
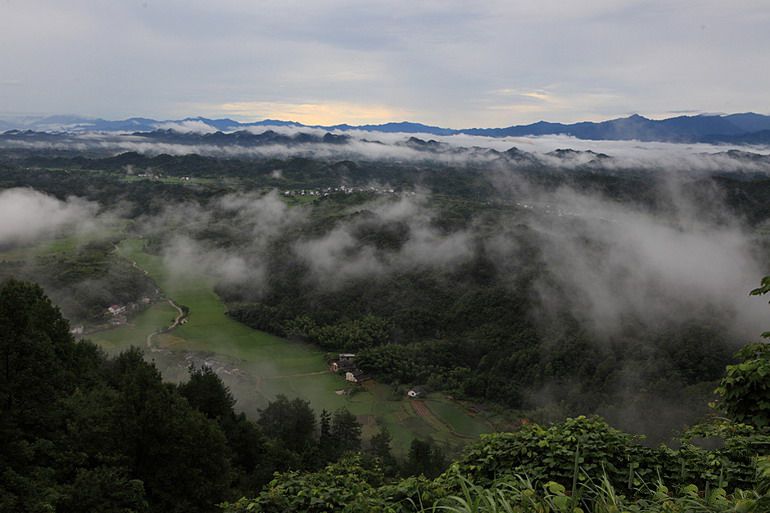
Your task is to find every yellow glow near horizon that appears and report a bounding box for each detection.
[215,101,413,126]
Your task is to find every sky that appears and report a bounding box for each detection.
[1,0,769,127]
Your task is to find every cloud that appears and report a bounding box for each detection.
[4,129,770,174]
[0,188,101,246]
[293,194,474,287]
[493,181,769,342]
[3,1,769,126]
[153,172,769,349]
[154,120,218,133]
[216,189,306,248]
[294,225,385,283]
[142,190,308,293]
[162,234,257,287]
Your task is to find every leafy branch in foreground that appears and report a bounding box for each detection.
[712,276,770,430]
[750,275,770,339]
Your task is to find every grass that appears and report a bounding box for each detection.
[93,301,179,353]
[424,396,495,439]
[91,238,493,455]
[0,233,104,261]
[416,464,770,513]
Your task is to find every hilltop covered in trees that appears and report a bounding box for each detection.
[0,280,444,512]
[2,279,770,512]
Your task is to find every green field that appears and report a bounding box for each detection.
[87,238,494,455]
[424,396,495,438]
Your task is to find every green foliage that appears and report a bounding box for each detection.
[284,314,392,351]
[58,467,148,513]
[331,408,363,454]
[750,275,770,340]
[453,417,652,489]
[453,416,768,493]
[179,364,237,420]
[715,343,770,429]
[0,280,266,512]
[257,395,317,453]
[420,470,770,513]
[678,418,770,489]
[711,276,770,430]
[222,455,770,513]
[370,427,400,477]
[221,455,384,513]
[406,439,449,479]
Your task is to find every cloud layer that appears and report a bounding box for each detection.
[3,129,770,173]
[1,1,769,126]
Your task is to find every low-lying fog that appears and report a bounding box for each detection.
[2,126,770,173]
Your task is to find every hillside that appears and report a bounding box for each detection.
[2,279,770,512]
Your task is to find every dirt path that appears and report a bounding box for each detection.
[263,370,329,380]
[146,299,186,349]
[167,299,185,329]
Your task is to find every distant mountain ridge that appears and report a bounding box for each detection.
[2,112,770,144]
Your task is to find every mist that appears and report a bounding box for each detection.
[0,188,101,247]
[3,128,770,173]
[137,190,307,293]
[526,186,767,341]
[293,194,475,287]
[135,169,768,345]
[3,138,768,442]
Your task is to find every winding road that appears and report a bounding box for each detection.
[112,244,187,349]
[145,298,186,349]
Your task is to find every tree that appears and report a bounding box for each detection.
[220,412,272,492]
[405,439,447,479]
[257,395,317,453]
[0,280,83,511]
[113,357,231,512]
[330,408,362,454]
[178,364,236,420]
[0,279,75,431]
[318,409,334,461]
[100,349,233,512]
[369,426,398,476]
[714,277,770,429]
[715,343,770,429]
[58,467,148,513]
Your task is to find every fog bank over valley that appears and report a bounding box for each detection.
[1,131,769,443]
[2,127,770,173]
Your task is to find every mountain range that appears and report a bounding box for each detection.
[2,112,770,144]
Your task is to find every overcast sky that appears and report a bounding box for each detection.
[1,0,768,127]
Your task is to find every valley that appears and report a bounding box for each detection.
[88,238,498,455]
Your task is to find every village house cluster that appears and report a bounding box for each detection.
[329,353,369,384]
[136,173,192,181]
[282,185,398,197]
[105,296,152,326]
[329,353,426,399]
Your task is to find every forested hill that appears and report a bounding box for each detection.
[2,278,770,512]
